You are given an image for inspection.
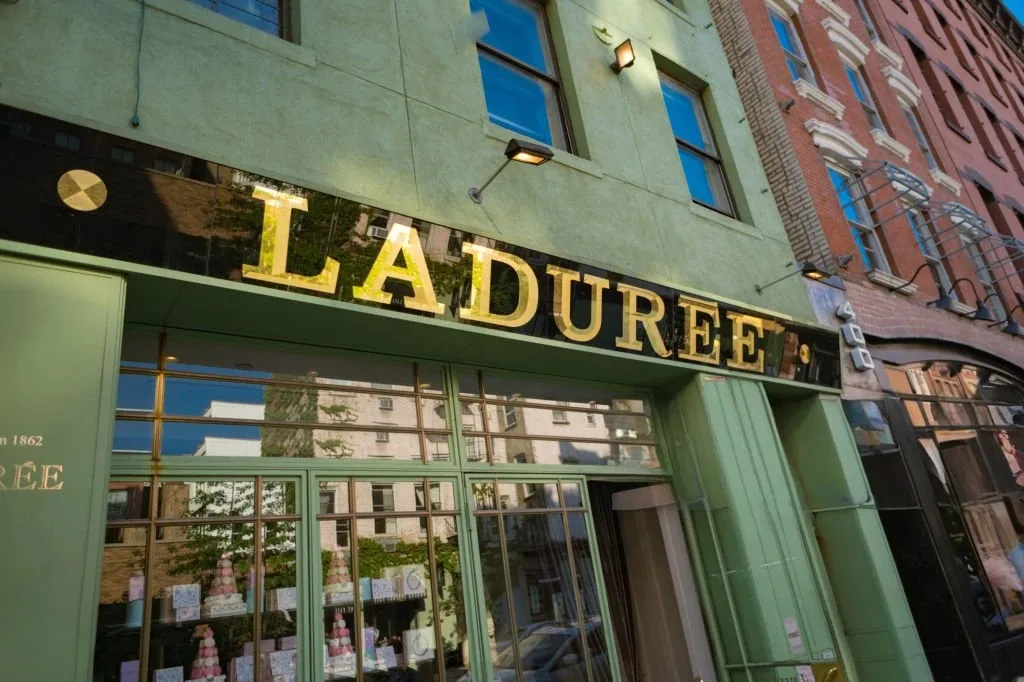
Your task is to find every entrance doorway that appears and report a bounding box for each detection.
[589,481,717,682]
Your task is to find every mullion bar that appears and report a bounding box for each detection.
[493,481,524,682]
[675,137,721,163]
[425,478,446,682]
[464,430,658,447]
[476,42,558,84]
[414,364,429,465]
[349,478,364,682]
[138,473,159,682]
[158,369,424,400]
[459,396,650,418]
[254,477,264,682]
[558,493,594,682]
[478,371,495,465]
[123,413,451,437]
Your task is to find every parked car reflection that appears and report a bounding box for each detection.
[459,618,607,682]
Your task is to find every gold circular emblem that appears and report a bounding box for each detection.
[57,169,107,212]
[799,344,811,364]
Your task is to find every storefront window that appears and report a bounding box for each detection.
[888,361,1024,637]
[457,371,660,469]
[113,334,450,462]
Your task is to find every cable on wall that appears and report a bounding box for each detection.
[131,0,146,127]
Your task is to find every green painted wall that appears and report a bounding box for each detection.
[772,396,933,682]
[0,255,125,680]
[660,374,856,682]
[0,0,813,320]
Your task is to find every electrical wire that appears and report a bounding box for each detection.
[131,0,146,127]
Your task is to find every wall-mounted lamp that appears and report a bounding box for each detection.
[929,277,997,322]
[468,138,553,204]
[611,40,636,74]
[755,261,832,294]
[984,299,1023,336]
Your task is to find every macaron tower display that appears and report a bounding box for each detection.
[324,610,356,678]
[201,553,247,618]
[323,549,353,605]
[190,625,225,682]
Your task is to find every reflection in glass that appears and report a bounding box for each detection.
[113,419,154,455]
[159,481,256,518]
[149,524,253,682]
[490,436,659,468]
[320,518,355,682]
[263,522,300,679]
[117,373,156,412]
[94,526,146,682]
[357,519,439,680]
[263,481,298,516]
[567,512,613,682]
[962,501,1024,632]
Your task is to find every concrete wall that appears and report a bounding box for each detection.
[0,0,813,320]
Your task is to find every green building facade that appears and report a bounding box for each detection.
[0,0,928,681]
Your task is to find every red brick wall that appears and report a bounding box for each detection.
[709,0,1024,367]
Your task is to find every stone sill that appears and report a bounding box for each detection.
[867,270,917,295]
[814,0,850,26]
[874,41,904,70]
[795,79,845,120]
[930,168,963,195]
[870,128,911,162]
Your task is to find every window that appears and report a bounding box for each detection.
[829,167,890,272]
[105,490,130,544]
[854,0,879,41]
[378,397,394,411]
[367,209,390,239]
[586,413,596,427]
[909,41,962,131]
[949,76,982,141]
[963,235,1007,320]
[55,131,81,151]
[981,105,1007,163]
[376,431,390,443]
[659,74,735,216]
[446,231,463,257]
[551,402,569,423]
[845,63,886,131]
[903,106,938,170]
[371,484,397,535]
[414,483,442,533]
[153,158,179,174]
[907,207,956,296]
[187,0,290,39]
[502,403,518,430]
[110,146,135,164]
[769,8,816,84]
[471,0,571,150]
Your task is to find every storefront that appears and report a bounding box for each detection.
[0,103,911,682]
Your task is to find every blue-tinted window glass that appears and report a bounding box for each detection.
[189,0,281,37]
[784,59,801,82]
[678,148,716,206]
[471,0,553,74]
[660,81,710,152]
[113,420,153,455]
[771,13,797,53]
[829,168,862,224]
[117,374,156,412]
[850,227,873,270]
[845,65,868,103]
[479,52,559,146]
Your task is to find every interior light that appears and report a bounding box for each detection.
[611,39,636,74]
[164,355,178,363]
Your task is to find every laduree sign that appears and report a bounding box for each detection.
[0,102,841,388]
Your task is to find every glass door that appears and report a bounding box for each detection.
[468,478,619,682]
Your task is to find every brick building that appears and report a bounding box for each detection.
[709,0,1024,679]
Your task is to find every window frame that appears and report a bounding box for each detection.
[189,0,293,41]
[963,236,1007,320]
[828,166,891,273]
[110,146,136,165]
[768,7,817,86]
[371,483,397,535]
[658,72,736,217]
[853,0,879,42]
[903,105,939,170]
[844,62,887,132]
[906,205,956,297]
[473,0,576,153]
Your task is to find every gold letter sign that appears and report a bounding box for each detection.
[242,185,341,293]
[615,283,671,358]
[726,311,766,372]
[353,223,445,314]
[546,265,610,343]
[459,243,539,328]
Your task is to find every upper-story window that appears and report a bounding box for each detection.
[55,131,81,151]
[769,8,816,85]
[111,147,136,165]
[903,106,938,170]
[188,0,290,39]
[853,0,879,41]
[659,74,735,216]
[907,207,956,297]
[844,63,886,132]
[963,235,1006,320]
[828,166,890,273]
[471,0,572,151]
